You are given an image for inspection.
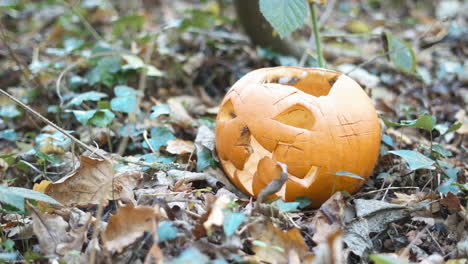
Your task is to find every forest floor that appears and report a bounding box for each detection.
[0,0,466,263]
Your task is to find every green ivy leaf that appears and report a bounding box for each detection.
[381,114,436,132]
[110,85,138,113]
[444,122,462,135]
[0,185,61,212]
[384,32,416,73]
[0,129,17,141]
[143,127,175,151]
[333,171,365,180]
[0,105,21,118]
[71,110,97,125]
[272,200,301,213]
[89,109,115,127]
[63,38,84,53]
[405,114,435,131]
[222,210,246,236]
[196,147,215,172]
[388,150,435,171]
[67,91,108,107]
[86,56,122,87]
[150,104,171,119]
[294,196,312,209]
[158,221,178,242]
[259,0,308,38]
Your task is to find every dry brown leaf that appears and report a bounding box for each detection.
[249,222,312,264]
[167,96,197,128]
[392,192,428,207]
[440,192,462,211]
[102,204,159,252]
[311,192,345,244]
[166,139,195,155]
[31,207,91,256]
[45,156,140,207]
[203,195,230,233]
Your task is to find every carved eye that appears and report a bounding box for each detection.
[218,100,237,121]
[274,104,315,130]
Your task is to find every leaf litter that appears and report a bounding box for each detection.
[0,0,466,263]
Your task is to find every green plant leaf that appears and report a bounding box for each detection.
[272,200,301,213]
[110,85,138,113]
[86,56,122,87]
[223,210,246,236]
[0,105,21,118]
[158,221,178,242]
[406,114,435,131]
[381,114,435,132]
[150,104,171,119]
[143,127,176,151]
[0,129,17,141]
[333,171,365,180]
[388,150,435,171]
[444,122,462,135]
[196,147,215,172]
[0,252,18,261]
[369,254,410,264]
[66,91,108,107]
[89,109,115,127]
[294,196,312,208]
[384,32,416,73]
[432,144,452,158]
[0,185,60,212]
[71,110,97,125]
[259,0,308,38]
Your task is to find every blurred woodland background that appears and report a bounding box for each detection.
[0,0,467,263]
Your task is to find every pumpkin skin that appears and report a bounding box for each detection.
[215,67,381,207]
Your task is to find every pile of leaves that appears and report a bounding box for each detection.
[0,0,466,263]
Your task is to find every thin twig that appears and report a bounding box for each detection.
[0,88,108,161]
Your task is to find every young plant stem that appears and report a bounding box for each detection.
[309,3,325,68]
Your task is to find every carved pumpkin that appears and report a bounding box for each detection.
[215,67,381,207]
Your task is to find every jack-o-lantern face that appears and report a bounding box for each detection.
[215,67,381,207]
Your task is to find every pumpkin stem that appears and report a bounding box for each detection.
[309,3,325,68]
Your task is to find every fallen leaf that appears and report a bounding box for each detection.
[166,139,195,155]
[102,204,159,252]
[45,156,141,207]
[344,199,409,256]
[440,192,461,211]
[203,195,230,234]
[249,222,312,263]
[167,96,197,128]
[31,207,91,256]
[311,192,345,244]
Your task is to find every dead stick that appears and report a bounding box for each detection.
[0,88,107,160]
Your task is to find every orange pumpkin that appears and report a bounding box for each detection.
[215,67,381,207]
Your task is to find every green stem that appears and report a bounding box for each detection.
[309,3,325,68]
